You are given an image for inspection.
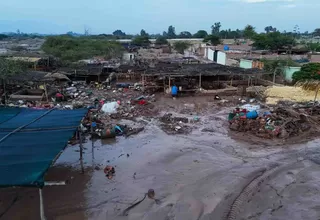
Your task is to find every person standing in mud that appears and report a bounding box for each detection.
[171,84,178,99]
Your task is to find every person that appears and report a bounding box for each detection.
[171,85,178,98]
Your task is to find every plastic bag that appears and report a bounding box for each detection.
[101,102,119,114]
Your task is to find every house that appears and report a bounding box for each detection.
[311,54,320,63]
[204,47,226,65]
[283,66,301,82]
[240,59,264,70]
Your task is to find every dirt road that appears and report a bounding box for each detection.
[1,97,320,220]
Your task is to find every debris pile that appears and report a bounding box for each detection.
[159,113,192,134]
[228,106,316,139]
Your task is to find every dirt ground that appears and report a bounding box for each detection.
[1,95,320,220]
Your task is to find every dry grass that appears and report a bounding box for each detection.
[264,86,318,104]
[295,80,320,91]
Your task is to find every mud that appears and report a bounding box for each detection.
[1,96,320,220]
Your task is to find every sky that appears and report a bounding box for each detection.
[0,0,318,35]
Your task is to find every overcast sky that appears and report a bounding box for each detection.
[0,0,318,35]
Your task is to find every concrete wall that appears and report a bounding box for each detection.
[207,48,215,61]
[122,52,135,62]
[283,66,301,82]
[240,59,253,69]
[217,51,226,65]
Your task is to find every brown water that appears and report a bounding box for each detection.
[2,100,320,220]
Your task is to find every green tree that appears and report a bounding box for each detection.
[243,25,256,39]
[140,29,149,37]
[167,25,176,39]
[132,35,150,46]
[173,41,191,54]
[193,30,208,38]
[178,31,192,38]
[155,36,169,45]
[292,63,320,82]
[252,32,295,50]
[203,35,221,46]
[113,30,126,37]
[42,36,124,62]
[0,34,8,40]
[0,58,27,103]
[313,28,320,37]
[211,22,221,35]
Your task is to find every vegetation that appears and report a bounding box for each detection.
[41,36,124,63]
[305,43,320,52]
[211,22,221,35]
[252,32,295,50]
[0,58,27,80]
[178,31,192,39]
[0,34,8,40]
[173,41,191,54]
[203,35,221,46]
[243,25,256,39]
[155,36,169,45]
[193,30,208,38]
[131,35,150,46]
[293,63,320,83]
[163,25,176,39]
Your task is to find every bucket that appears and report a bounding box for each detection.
[246,110,258,119]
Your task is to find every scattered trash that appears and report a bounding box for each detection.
[104,165,115,179]
[101,101,119,114]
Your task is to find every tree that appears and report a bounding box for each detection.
[203,35,221,46]
[252,32,295,50]
[211,22,221,35]
[140,29,149,37]
[155,36,169,45]
[0,34,8,40]
[131,36,150,46]
[193,30,208,38]
[178,31,192,39]
[265,26,277,33]
[167,25,176,39]
[0,58,27,103]
[313,28,320,37]
[173,41,191,54]
[292,63,320,83]
[42,36,124,62]
[243,25,256,39]
[113,30,126,37]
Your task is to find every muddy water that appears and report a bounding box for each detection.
[1,100,320,219]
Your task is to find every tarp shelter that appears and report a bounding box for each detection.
[0,107,88,187]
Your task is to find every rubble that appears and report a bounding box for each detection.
[228,106,319,140]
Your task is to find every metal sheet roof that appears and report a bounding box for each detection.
[0,108,87,187]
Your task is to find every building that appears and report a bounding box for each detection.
[240,59,264,70]
[283,66,301,82]
[204,47,226,65]
[122,52,135,62]
[311,54,320,63]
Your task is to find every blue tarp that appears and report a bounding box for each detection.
[0,107,88,187]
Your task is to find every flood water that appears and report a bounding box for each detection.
[1,106,320,220]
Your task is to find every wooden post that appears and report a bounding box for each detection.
[39,189,46,220]
[169,75,171,91]
[79,131,84,174]
[199,72,202,90]
[230,75,233,87]
[312,82,320,115]
[163,76,165,93]
[44,83,49,102]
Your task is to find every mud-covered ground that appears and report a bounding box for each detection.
[1,96,320,220]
